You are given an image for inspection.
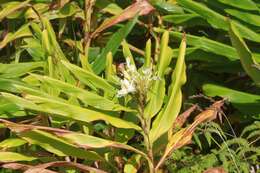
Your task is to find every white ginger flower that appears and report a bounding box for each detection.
[117,58,159,97]
[117,79,136,97]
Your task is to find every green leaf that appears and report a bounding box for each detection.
[0,152,36,162]
[177,0,260,43]
[1,93,142,131]
[92,16,138,74]
[32,74,133,112]
[154,2,184,14]
[0,78,27,93]
[0,96,26,118]
[0,62,44,78]
[225,9,260,27]
[0,24,32,49]
[229,21,260,85]
[163,14,200,24]
[203,84,260,117]
[154,28,238,61]
[42,17,67,60]
[217,0,258,11]
[144,31,173,118]
[44,2,81,20]
[149,36,186,143]
[20,129,102,161]
[0,0,30,21]
[0,138,27,149]
[23,38,46,61]
[61,60,116,94]
[56,131,147,158]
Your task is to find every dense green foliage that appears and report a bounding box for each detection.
[0,0,260,172]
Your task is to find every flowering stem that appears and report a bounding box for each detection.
[137,93,155,173]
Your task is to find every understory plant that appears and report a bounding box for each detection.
[0,0,260,173]
[0,21,224,171]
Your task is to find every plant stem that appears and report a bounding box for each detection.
[84,0,95,58]
[137,93,155,173]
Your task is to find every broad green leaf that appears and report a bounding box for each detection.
[1,93,142,131]
[225,9,260,27]
[217,0,258,11]
[229,21,260,85]
[177,0,260,43]
[149,36,186,143]
[62,60,116,94]
[203,84,260,117]
[20,129,102,160]
[0,62,44,78]
[0,24,32,49]
[32,75,133,112]
[92,16,138,74]
[0,138,27,149]
[0,0,30,21]
[0,152,36,162]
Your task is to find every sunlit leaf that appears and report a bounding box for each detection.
[149,35,186,143]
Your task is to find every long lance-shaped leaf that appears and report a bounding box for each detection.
[0,0,31,22]
[0,119,103,161]
[229,21,260,86]
[0,119,150,164]
[149,35,186,143]
[92,16,138,74]
[27,74,134,112]
[1,93,142,131]
[203,84,260,116]
[0,62,44,78]
[144,31,172,118]
[61,60,116,94]
[0,138,27,149]
[0,152,36,163]
[155,100,225,170]
[21,74,134,112]
[176,0,260,43]
[42,17,67,60]
[217,0,258,11]
[154,28,237,62]
[225,9,260,27]
[0,24,32,49]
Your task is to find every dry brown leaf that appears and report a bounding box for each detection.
[24,161,107,173]
[1,163,57,173]
[172,104,198,129]
[92,0,154,37]
[156,100,225,170]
